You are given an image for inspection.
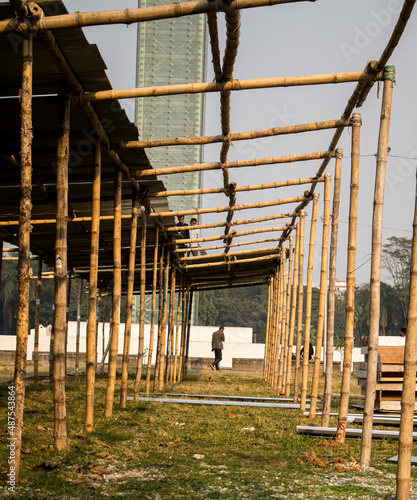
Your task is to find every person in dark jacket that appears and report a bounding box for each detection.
[210,326,225,371]
[176,215,190,239]
[300,342,314,361]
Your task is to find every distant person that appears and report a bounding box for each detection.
[176,215,190,240]
[300,342,314,361]
[210,326,225,371]
[187,218,202,257]
[400,327,406,337]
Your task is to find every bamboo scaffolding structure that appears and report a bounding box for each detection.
[300,195,319,411]
[184,253,279,269]
[166,212,295,232]
[282,236,294,394]
[120,193,139,408]
[153,245,165,393]
[85,145,101,432]
[151,196,304,218]
[286,224,299,397]
[76,71,367,105]
[110,120,348,151]
[277,249,288,393]
[397,171,417,500]
[158,251,170,391]
[149,176,324,199]
[53,91,70,451]
[33,256,42,385]
[139,151,331,178]
[0,0,316,35]
[180,226,286,245]
[177,236,281,253]
[145,227,159,396]
[75,278,83,381]
[309,174,331,418]
[134,207,147,398]
[336,113,361,444]
[361,69,394,466]
[104,171,122,418]
[322,149,343,427]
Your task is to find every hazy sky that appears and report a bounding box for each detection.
[65,0,417,285]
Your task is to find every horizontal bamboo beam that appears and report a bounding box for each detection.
[181,246,278,262]
[0,213,139,226]
[0,0,316,35]
[180,225,287,244]
[150,197,304,218]
[192,281,269,292]
[166,212,295,232]
[76,72,365,104]
[138,151,331,177]
[184,254,279,269]
[176,236,280,253]
[149,176,324,198]
[109,119,349,150]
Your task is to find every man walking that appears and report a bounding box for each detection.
[210,326,225,371]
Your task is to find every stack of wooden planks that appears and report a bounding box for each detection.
[357,341,414,412]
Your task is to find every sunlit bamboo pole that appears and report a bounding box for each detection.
[178,285,189,380]
[286,224,299,397]
[173,276,183,383]
[322,149,343,427]
[165,265,176,384]
[12,36,33,481]
[94,292,101,367]
[104,170,122,418]
[397,170,417,500]
[111,120,348,151]
[134,207,147,398]
[180,226,286,245]
[277,249,288,393]
[185,253,279,269]
[309,174,331,418]
[85,145,101,431]
[336,113,361,444]
[65,271,72,377]
[153,245,165,393]
[361,69,395,465]
[33,256,42,385]
[140,151,331,178]
[158,251,170,391]
[177,236,281,253]
[263,278,273,380]
[267,268,279,385]
[300,195,319,411]
[282,236,294,394]
[182,246,278,262]
[207,12,222,82]
[102,291,108,361]
[184,290,194,377]
[145,227,159,396]
[120,193,139,408]
[75,278,83,381]
[272,264,283,390]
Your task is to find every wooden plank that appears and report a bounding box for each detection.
[379,354,404,364]
[357,378,414,391]
[362,346,404,355]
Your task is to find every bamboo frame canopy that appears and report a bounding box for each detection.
[0,0,175,290]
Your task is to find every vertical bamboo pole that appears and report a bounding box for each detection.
[269,268,279,385]
[300,195,319,411]
[34,256,42,385]
[282,237,294,393]
[11,36,33,482]
[166,266,176,384]
[286,225,299,397]
[397,171,417,499]
[102,291,108,360]
[145,227,159,395]
[361,68,395,465]
[120,193,139,408]
[173,276,182,383]
[85,145,101,431]
[95,293,101,366]
[184,290,194,377]
[263,278,273,380]
[134,207,147,397]
[309,174,331,418]
[53,91,71,450]
[293,212,305,403]
[322,149,343,427]
[75,278,83,381]
[153,244,165,392]
[158,251,170,391]
[104,170,122,417]
[178,284,189,381]
[336,113,361,444]
[277,249,288,393]
[65,271,72,375]
[272,265,283,390]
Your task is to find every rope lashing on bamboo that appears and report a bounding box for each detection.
[138,151,333,177]
[224,183,237,241]
[107,119,350,150]
[0,0,317,34]
[383,65,396,83]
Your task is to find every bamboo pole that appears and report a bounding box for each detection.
[139,151,331,178]
[120,193,139,408]
[184,253,279,269]
[277,248,288,393]
[65,271,72,377]
[94,292,101,367]
[75,278,83,381]
[85,145,101,432]
[0,0,317,35]
[158,251,170,391]
[77,71,366,105]
[336,113,361,444]
[184,290,194,377]
[282,236,294,394]
[300,195,319,411]
[267,270,278,384]
[153,244,165,393]
[33,256,42,385]
[165,265,176,384]
[178,285,189,381]
[322,149,343,427]
[272,264,283,389]
[145,227,159,396]
[309,174,331,418]
[110,120,348,151]
[286,224,300,397]
[173,277,181,383]
[134,207,147,399]
[361,69,395,466]
[102,291,108,361]
[180,226,286,245]
[397,172,417,500]
[182,246,278,262]
[53,91,71,451]
[104,170,122,418]
[177,236,281,253]
[207,12,222,82]
[263,278,273,380]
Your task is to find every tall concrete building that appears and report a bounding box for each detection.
[133,2,207,323]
